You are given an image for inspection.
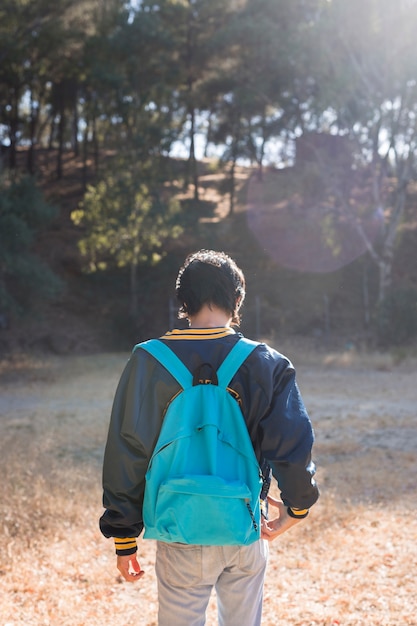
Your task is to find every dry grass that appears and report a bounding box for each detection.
[0,349,416,626]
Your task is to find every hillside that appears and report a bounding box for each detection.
[2,148,417,355]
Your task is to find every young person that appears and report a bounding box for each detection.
[100,249,319,626]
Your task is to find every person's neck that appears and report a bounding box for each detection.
[188,304,232,329]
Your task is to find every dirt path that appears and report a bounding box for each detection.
[0,352,416,625]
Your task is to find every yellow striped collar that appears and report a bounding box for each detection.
[161,327,237,340]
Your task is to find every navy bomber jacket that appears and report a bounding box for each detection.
[100,327,319,555]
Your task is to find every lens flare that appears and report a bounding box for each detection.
[247,172,383,273]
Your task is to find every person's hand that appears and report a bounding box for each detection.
[117,553,145,582]
[261,496,303,541]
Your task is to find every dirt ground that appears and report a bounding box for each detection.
[0,345,416,626]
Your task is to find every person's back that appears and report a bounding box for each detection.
[100,249,319,626]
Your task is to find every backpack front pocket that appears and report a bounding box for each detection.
[154,475,258,545]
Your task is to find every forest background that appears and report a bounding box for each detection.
[1,0,417,355]
[1,3,417,625]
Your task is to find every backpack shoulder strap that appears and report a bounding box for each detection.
[217,337,259,388]
[136,337,259,390]
[136,339,192,389]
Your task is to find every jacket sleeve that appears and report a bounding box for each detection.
[258,353,319,511]
[99,354,149,540]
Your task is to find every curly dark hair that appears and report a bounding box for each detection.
[175,250,246,325]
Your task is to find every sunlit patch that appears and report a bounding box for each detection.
[247,172,384,273]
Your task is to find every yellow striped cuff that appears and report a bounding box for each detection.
[288,507,309,519]
[114,537,137,553]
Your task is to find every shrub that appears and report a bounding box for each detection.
[0,176,63,314]
[376,286,417,346]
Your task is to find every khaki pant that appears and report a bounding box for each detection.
[155,540,269,626]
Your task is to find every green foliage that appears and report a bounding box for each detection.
[72,164,183,272]
[0,176,63,313]
[376,286,417,346]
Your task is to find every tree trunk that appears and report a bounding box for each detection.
[377,245,396,309]
[204,113,212,158]
[257,113,267,181]
[229,155,237,216]
[362,257,370,328]
[377,181,407,305]
[92,115,99,175]
[228,120,241,216]
[257,127,267,182]
[130,257,139,319]
[72,97,79,157]
[82,118,89,190]
[57,109,65,179]
[8,92,19,170]
[27,89,39,174]
[189,106,199,201]
[185,2,199,201]
[48,115,56,150]
[257,144,265,182]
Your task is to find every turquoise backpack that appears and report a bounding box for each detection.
[138,337,262,546]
